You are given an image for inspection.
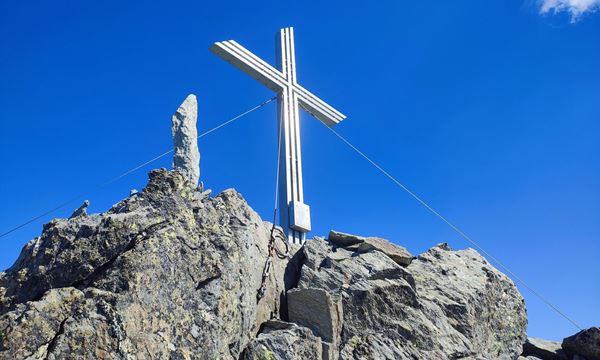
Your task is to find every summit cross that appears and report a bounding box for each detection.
[210,27,346,244]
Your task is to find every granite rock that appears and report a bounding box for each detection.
[172,94,200,185]
[562,327,600,360]
[328,230,413,266]
[241,320,323,360]
[523,337,567,360]
[287,287,343,360]
[0,169,292,359]
[69,199,89,219]
[296,237,527,360]
[0,170,532,360]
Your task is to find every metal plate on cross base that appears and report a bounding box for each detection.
[289,201,311,233]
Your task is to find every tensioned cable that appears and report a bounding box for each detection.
[1,94,581,331]
[273,107,283,211]
[321,122,583,331]
[257,105,286,301]
[0,96,277,239]
[271,103,289,261]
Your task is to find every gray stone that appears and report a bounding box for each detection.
[562,327,600,360]
[408,243,527,359]
[328,230,364,246]
[328,230,413,266]
[0,167,532,360]
[356,236,413,266]
[0,169,293,359]
[242,320,322,360]
[297,237,527,360]
[171,94,200,185]
[523,337,567,360]
[287,288,343,360]
[298,236,401,294]
[69,199,89,219]
[321,341,336,360]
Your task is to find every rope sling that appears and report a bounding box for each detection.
[256,210,289,301]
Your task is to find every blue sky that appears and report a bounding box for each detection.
[1,0,598,341]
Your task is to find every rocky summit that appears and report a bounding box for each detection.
[0,169,595,360]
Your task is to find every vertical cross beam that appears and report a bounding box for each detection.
[276,28,305,244]
[210,27,345,244]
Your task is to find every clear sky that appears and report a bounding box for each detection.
[0,0,598,341]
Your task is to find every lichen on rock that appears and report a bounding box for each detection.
[289,236,528,360]
[0,169,534,360]
[0,169,291,359]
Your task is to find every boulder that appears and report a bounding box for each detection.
[171,94,200,185]
[296,237,527,359]
[0,169,293,359]
[287,288,343,360]
[327,230,364,247]
[409,243,528,358]
[562,327,600,360]
[241,320,323,360]
[328,230,413,266]
[523,337,567,360]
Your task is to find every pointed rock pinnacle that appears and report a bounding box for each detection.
[69,200,89,219]
[171,94,200,185]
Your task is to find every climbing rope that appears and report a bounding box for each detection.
[0,96,277,239]
[257,104,289,302]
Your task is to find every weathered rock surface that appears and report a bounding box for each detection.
[69,199,89,219]
[562,327,600,360]
[287,288,343,360]
[293,237,527,360]
[172,94,200,185]
[522,337,567,360]
[0,169,533,360]
[0,169,291,359]
[241,320,322,360]
[328,230,413,266]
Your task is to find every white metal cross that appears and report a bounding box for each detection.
[210,27,346,244]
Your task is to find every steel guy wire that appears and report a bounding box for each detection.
[320,121,583,331]
[0,96,277,239]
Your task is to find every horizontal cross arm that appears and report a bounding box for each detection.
[210,41,286,93]
[294,84,346,126]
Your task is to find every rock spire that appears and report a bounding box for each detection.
[171,94,200,185]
